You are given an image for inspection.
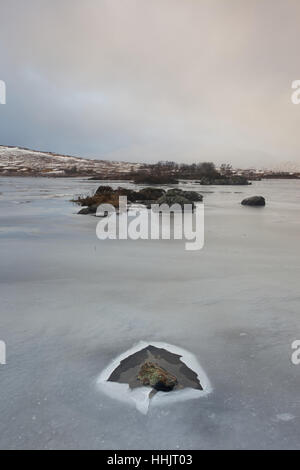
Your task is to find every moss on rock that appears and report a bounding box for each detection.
[137,361,178,392]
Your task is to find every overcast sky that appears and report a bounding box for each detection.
[0,0,300,167]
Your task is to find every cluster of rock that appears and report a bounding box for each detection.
[156,188,202,209]
[73,183,267,214]
[74,186,203,214]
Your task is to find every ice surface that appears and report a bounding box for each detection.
[0,177,300,449]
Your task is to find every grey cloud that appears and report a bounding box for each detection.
[0,0,300,167]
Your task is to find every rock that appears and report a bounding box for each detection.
[182,191,203,202]
[155,188,202,208]
[95,185,114,195]
[78,205,98,214]
[78,207,91,214]
[137,361,178,392]
[241,196,266,206]
[156,193,194,209]
[167,188,203,202]
[74,193,120,213]
[116,187,141,202]
[137,187,166,201]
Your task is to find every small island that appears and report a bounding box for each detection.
[72,186,204,214]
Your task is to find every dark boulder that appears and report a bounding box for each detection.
[137,187,166,201]
[95,185,114,195]
[78,205,98,214]
[156,193,194,209]
[183,191,203,202]
[116,187,141,202]
[155,188,202,208]
[241,196,266,207]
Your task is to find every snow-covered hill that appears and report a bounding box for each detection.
[0,146,142,177]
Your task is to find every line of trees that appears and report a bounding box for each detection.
[139,161,232,179]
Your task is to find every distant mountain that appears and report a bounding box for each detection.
[0,145,143,177]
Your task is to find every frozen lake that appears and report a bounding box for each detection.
[0,176,300,449]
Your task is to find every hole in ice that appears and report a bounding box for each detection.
[97,341,212,414]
